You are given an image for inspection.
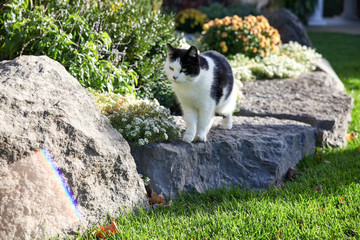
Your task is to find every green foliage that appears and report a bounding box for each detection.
[0,0,180,106]
[201,15,281,58]
[134,0,163,13]
[0,0,137,95]
[90,90,181,145]
[96,1,179,105]
[281,0,317,24]
[199,2,258,20]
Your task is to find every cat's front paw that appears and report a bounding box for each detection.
[196,133,207,142]
[222,117,233,130]
[182,133,195,143]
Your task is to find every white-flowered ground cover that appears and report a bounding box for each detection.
[229,41,322,81]
[90,90,181,145]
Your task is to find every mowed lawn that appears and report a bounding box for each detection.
[72,32,360,240]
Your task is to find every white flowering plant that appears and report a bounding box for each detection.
[90,90,181,145]
[229,41,322,81]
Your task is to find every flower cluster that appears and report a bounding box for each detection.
[229,41,322,81]
[201,15,281,58]
[279,41,322,72]
[90,91,181,145]
[175,8,208,33]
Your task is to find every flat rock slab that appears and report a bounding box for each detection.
[236,71,353,147]
[131,116,316,199]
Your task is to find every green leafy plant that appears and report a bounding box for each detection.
[0,0,180,106]
[93,0,180,106]
[90,90,181,145]
[281,0,317,24]
[201,15,282,58]
[199,2,257,20]
[175,8,209,33]
[0,0,137,95]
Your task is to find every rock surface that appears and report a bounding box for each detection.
[236,71,353,147]
[268,8,313,47]
[315,58,345,92]
[0,56,147,239]
[131,116,316,199]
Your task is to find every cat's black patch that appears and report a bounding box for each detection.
[199,56,209,70]
[166,44,203,77]
[202,51,234,105]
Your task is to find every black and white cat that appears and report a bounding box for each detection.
[165,43,237,143]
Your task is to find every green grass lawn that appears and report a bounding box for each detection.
[71,32,360,240]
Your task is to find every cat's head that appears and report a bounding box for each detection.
[165,43,200,83]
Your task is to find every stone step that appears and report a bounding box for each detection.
[236,71,353,147]
[131,116,316,199]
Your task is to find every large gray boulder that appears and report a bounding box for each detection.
[268,8,313,47]
[0,56,148,239]
[131,116,316,199]
[237,71,353,147]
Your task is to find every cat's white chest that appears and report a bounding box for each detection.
[172,73,213,109]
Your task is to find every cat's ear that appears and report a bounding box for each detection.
[166,43,175,57]
[187,46,198,58]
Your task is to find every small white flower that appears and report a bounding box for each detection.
[138,138,145,145]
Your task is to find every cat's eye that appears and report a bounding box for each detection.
[180,68,187,72]
[169,67,174,71]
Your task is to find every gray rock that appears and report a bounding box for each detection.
[236,71,353,147]
[0,56,147,239]
[315,58,345,92]
[268,8,313,47]
[131,116,316,200]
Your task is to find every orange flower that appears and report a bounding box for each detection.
[265,49,270,57]
[221,45,228,53]
[203,23,210,31]
[252,47,258,53]
[272,45,279,53]
[224,16,231,26]
[221,32,228,38]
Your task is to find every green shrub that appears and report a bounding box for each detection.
[96,0,180,105]
[201,15,282,58]
[229,41,322,81]
[199,2,257,20]
[0,0,180,106]
[90,90,181,145]
[281,0,317,24]
[0,0,137,95]
[174,8,209,33]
